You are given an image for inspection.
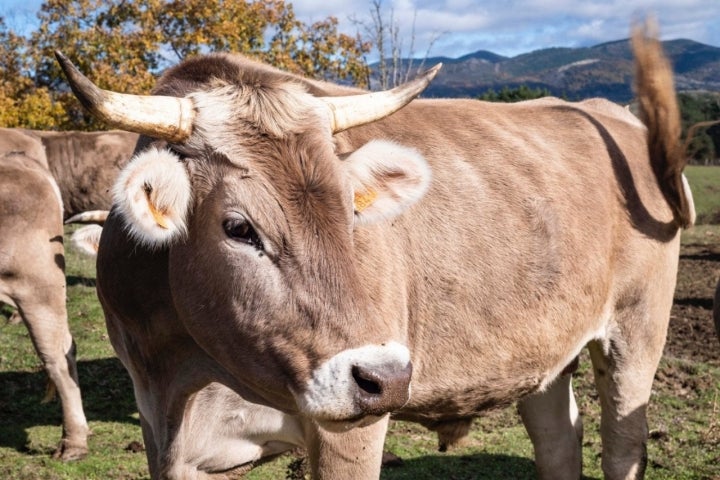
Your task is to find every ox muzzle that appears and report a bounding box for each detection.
[294,342,412,426]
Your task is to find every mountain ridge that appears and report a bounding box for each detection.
[376,38,720,102]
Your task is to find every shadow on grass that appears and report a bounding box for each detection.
[66,274,97,288]
[379,452,600,479]
[0,357,137,453]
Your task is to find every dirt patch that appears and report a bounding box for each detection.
[666,244,720,366]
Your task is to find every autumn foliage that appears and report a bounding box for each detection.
[1,0,371,130]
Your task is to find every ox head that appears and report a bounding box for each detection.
[57,52,438,427]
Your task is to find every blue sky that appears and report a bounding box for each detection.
[3,0,720,59]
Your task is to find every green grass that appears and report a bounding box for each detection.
[684,165,720,224]
[2,180,720,479]
[0,226,148,480]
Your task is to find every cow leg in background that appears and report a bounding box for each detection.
[517,371,583,479]
[0,302,23,324]
[305,415,389,480]
[713,278,720,344]
[18,299,90,460]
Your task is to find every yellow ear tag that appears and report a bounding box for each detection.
[354,189,378,213]
[148,202,169,229]
[144,185,169,229]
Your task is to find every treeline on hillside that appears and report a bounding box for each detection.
[1,0,372,131]
[478,86,720,165]
[679,92,720,165]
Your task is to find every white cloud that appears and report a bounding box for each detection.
[2,0,719,58]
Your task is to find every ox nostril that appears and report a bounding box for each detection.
[352,361,412,416]
[352,365,383,395]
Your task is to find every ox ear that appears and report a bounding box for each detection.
[343,140,431,225]
[112,147,192,247]
[69,224,103,257]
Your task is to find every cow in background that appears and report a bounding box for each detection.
[0,151,90,460]
[0,128,135,460]
[65,210,109,257]
[0,128,137,219]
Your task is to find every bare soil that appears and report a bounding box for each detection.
[667,243,720,366]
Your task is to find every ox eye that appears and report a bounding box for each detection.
[223,216,263,250]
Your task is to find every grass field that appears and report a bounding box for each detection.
[683,165,720,225]
[1,165,719,479]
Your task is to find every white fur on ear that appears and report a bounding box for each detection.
[112,147,192,247]
[343,139,431,225]
[70,224,103,257]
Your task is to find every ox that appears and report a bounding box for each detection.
[0,128,135,459]
[715,280,720,344]
[57,22,693,479]
[0,151,90,460]
[0,128,138,219]
[65,210,109,257]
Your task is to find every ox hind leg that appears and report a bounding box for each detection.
[587,294,671,480]
[518,370,583,480]
[18,300,90,460]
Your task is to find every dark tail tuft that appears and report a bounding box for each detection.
[632,18,694,229]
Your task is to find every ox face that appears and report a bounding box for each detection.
[99,74,432,425]
[127,139,427,423]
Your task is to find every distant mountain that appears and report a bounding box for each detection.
[374,38,720,102]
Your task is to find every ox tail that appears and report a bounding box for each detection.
[631,19,695,229]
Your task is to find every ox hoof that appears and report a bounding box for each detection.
[52,440,89,462]
[7,310,22,325]
[381,451,404,467]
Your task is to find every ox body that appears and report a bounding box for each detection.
[0,151,90,460]
[57,25,692,479]
[0,127,137,219]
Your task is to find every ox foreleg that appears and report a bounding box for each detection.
[304,415,389,480]
[518,371,583,480]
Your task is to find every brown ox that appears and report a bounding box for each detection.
[0,151,90,460]
[714,280,720,344]
[65,210,109,257]
[57,22,693,479]
[0,128,135,459]
[0,128,138,219]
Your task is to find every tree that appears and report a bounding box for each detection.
[290,17,370,85]
[679,92,720,164]
[0,16,67,128]
[351,0,444,89]
[30,0,163,129]
[478,85,552,103]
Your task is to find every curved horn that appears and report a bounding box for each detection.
[55,51,195,142]
[322,63,442,133]
[64,210,110,225]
